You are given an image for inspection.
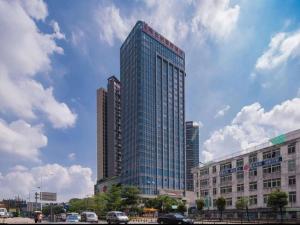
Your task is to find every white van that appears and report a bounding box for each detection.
[0,208,8,218]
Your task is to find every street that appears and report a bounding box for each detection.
[0,217,266,224]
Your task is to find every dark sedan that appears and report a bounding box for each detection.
[157,213,194,224]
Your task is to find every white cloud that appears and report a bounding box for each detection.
[256,30,300,71]
[0,164,94,202]
[94,3,132,46]
[94,0,239,46]
[19,0,48,21]
[68,153,76,161]
[215,105,231,118]
[0,0,77,128]
[0,119,47,161]
[191,0,240,41]
[202,98,300,162]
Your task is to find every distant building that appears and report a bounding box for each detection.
[185,121,200,191]
[97,88,107,181]
[121,21,186,196]
[97,76,121,183]
[192,129,300,218]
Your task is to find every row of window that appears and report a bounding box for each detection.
[198,177,297,195]
[197,143,297,177]
[207,192,298,208]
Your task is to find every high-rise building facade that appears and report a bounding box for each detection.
[97,88,107,181]
[97,76,121,182]
[107,76,122,178]
[186,121,200,191]
[121,21,186,196]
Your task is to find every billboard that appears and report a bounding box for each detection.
[40,192,57,202]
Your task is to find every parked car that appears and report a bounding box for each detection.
[0,208,8,218]
[106,211,129,224]
[67,212,81,221]
[56,213,66,222]
[66,214,79,223]
[81,212,98,223]
[157,213,194,224]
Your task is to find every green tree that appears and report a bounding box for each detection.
[42,205,65,216]
[177,203,187,214]
[196,199,205,212]
[267,190,288,223]
[69,198,86,212]
[121,186,140,211]
[145,195,180,213]
[216,197,226,221]
[106,185,122,211]
[93,193,108,218]
[235,197,249,222]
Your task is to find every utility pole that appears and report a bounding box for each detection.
[35,192,39,211]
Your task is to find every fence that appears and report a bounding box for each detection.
[190,209,300,224]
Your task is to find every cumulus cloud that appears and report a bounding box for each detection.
[0,0,77,128]
[0,164,94,202]
[0,119,47,161]
[215,105,231,118]
[256,29,300,71]
[94,0,239,46]
[191,0,240,40]
[202,98,300,162]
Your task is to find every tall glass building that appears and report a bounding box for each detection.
[120,21,186,195]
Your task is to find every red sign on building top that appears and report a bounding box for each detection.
[142,22,185,58]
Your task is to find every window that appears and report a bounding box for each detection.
[220,174,232,184]
[288,159,296,172]
[213,177,217,185]
[249,195,257,206]
[236,159,244,168]
[263,165,281,174]
[288,143,296,154]
[200,190,209,197]
[289,176,296,186]
[226,198,232,207]
[200,168,209,176]
[289,192,296,204]
[200,179,209,187]
[263,149,280,159]
[237,172,244,180]
[263,178,281,189]
[212,166,217,173]
[249,154,257,164]
[249,182,258,191]
[249,169,257,177]
[220,162,232,172]
[220,186,232,194]
[237,184,244,192]
[213,188,217,195]
[263,195,269,204]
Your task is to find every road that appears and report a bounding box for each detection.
[0,217,271,224]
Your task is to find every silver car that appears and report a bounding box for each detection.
[81,212,98,223]
[106,211,129,224]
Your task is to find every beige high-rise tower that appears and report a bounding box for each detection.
[97,76,121,182]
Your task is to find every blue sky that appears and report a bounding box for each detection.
[0,0,300,201]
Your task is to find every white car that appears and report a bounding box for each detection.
[0,208,8,218]
[81,212,98,223]
[106,211,129,224]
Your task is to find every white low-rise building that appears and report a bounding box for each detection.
[192,129,300,218]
